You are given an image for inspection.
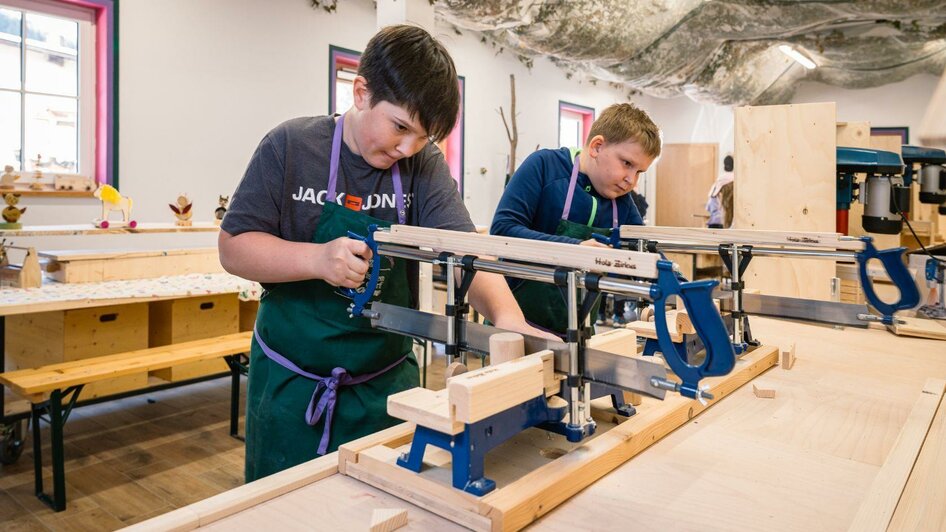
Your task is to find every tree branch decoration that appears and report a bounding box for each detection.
[498,74,518,179]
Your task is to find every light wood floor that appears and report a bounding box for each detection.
[0,352,480,531]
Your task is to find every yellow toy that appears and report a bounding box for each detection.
[1,193,26,229]
[92,184,137,228]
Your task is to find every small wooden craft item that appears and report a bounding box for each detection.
[169,194,193,226]
[752,383,776,399]
[1,193,26,229]
[53,174,94,192]
[489,332,525,365]
[29,154,44,190]
[93,184,137,229]
[781,343,796,370]
[0,165,20,190]
[214,195,229,226]
[0,240,41,288]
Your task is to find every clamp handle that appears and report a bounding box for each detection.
[340,224,381,317]
[856,237,920,325]
[651,260,735,399]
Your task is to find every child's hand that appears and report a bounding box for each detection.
[315,236,373,288]
[579,238,609,249]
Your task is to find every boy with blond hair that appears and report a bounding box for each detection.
[490,103,661,334]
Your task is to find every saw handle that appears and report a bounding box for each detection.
[591,230,620,249]
[856,237,920,325]
[339,225,381,317]
[651,260,735,399]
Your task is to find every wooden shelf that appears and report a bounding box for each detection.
[0,222,221,237]
[1,188,95,198]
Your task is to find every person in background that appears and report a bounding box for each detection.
[706,155,734,229]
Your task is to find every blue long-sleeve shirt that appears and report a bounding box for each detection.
[491,147,643,244]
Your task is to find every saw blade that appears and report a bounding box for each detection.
[369,302,667,399]
[720,292,869,328]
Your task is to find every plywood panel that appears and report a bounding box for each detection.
[655,143,718,228]
[734,102,837,300]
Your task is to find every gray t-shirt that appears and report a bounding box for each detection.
[223,115,474,242]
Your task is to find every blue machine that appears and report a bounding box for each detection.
[343,225,737,495]
[836,146,908,235]
[902,145,946,208]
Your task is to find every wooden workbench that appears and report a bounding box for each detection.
[127,317,946,531]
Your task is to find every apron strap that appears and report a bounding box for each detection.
[327,114,407,225]
[562,153,620,230]
[253,325,407,455]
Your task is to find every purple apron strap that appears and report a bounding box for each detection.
[327,114,407,225]
[561,153,621,230]
[254,326,407,455]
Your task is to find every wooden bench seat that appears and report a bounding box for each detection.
[0,331,252,512]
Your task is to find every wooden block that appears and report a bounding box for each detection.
[889,317,946,341]
[239,299,259,332]
[654,143,718,228]
[781,342,796,370]
[387,387,463,435]
[447,355,544,424]
[489,332,524,365]
[370,508,408,532]
[752,383,776,399]
[444,362,467,381]
[40,247,223,283]
[149,294,239,381]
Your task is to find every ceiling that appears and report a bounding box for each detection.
[434,0,946,105]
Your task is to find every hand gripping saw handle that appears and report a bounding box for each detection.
[856,237,920,325]
[340,224,381,318]
[650,260,736,400]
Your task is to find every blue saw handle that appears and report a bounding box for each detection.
[592,230,621,249]
[856,237,919,325]
[651,260,735,399]
[340,224,381,317]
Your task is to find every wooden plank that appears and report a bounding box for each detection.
[888,316,946,341]
[0,222,221,237]
[847,379,946,532]
[654,143,718,228]
[123,453,339,531]
[482,345,778,531]
[370,508,408,532]
[387,387,463,435]
[0,332,251,397]
[619,225,864,251]
[338,422,416,476]
[447,355,544,424]
[377,225,659,279]
[889,379,946,531]
[734,102,837,301]
[42,247,223,283]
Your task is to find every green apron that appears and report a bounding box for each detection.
[512,154,618,335]
[245,115,416,482]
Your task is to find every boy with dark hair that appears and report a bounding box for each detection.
[491,103,661,334]
[221,25,548,481]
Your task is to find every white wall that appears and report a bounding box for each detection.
[15,0,632,254]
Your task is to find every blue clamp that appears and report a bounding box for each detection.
[650,260,736,399]
[341,224,381,317]
[856,237,920,325]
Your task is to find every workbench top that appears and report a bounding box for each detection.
[129,317,946,531]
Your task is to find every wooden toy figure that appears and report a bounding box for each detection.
[169,194,193,226]
[30,154,44,190]
[0,165,20,190]
[92,184,137,228]
[214,195,228,225]
[1,194,26,229]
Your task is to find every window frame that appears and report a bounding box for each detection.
[558,100,595,150]
[0,0,116,192]
[328,44,361,116]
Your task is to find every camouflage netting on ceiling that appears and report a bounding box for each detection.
[434,0,946,105]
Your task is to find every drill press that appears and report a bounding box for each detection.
[902,144,946,214]
[836,147,909,235]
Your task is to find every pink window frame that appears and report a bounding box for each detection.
[558,101,595,148]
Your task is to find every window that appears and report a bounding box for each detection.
[0,0,116,191]
[329,45,360,115]
[558,101,594,151]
